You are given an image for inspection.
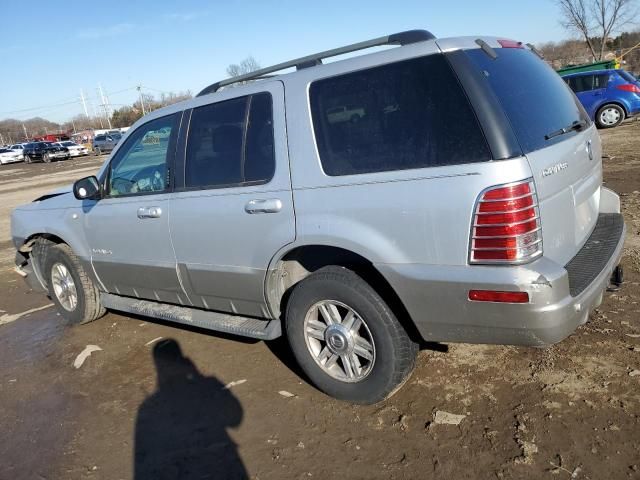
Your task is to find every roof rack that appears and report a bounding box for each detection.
[197,29,436,96]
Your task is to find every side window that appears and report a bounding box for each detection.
[594,74,609,89]
[95,135,105,142]
[309,55,491,176]
[572,75,595,93]
[185,92,274,189]
[107,113,179,196]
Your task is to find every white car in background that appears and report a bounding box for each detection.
[55,141,89,157]
[8,144,26,160]
[0,148,23,165]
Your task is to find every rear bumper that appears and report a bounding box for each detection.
[378,212,626,347]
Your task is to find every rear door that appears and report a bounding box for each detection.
[464,46,601,265]
[169,82,295,318]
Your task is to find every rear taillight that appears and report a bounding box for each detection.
[470,179,542,264]
[616,84,640,93]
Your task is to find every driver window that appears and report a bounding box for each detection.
[108,114,178,196]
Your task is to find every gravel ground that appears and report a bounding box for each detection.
[0,124,639,480]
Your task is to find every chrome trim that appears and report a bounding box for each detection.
[468,178,544,265]
[475,204,537,215]
[473,213,540,228]
[478,192,534,203]
[472,226,542,239]
[471,238,543,251]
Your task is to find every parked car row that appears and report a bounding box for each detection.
[561,68,640,128]
[0,141,90,165]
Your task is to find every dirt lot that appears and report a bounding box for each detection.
[1,124,639,480]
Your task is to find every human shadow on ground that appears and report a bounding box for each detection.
[134,339,247,480]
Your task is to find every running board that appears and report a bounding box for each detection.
[100,293,281,340]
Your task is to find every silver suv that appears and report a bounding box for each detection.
[11,31,625,404]
[92,134,120,155]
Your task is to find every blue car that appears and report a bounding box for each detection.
[562,69,640,128]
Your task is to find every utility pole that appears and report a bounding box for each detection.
[98,84,112,129]
[0,132,5,145]
[22,124,28,140]
[71,119,77,134]
[80,89,89,119]
[137,85,146,115]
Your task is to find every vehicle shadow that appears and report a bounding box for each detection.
[134,338,247,480]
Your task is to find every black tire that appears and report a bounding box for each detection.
[44,244,106,325]
[42,152,51,163]
[285,266,418,404]
[94,147,101,156]
[596,104,625,129]
[24,154,31,164]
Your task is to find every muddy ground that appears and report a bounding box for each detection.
[1,123,639,480]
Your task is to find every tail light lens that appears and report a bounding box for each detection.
[616,84,640,93]
[470,179,542,264]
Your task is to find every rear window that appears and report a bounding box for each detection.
[618,70,638,83]
[309,54,491,176]
[465,48,589,154]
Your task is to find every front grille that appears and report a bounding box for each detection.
[565,213,624,297]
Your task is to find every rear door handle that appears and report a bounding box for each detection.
[245,199,282,214]
[137,206,162,219]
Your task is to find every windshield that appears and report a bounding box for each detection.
[465,48,590,153]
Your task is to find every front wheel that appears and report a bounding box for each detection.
[42,152,51,163]
[94,147,101,156]
[44,244,106,324]
[596,104,625,128]
[24,154,31,164]
[285,266,418,404]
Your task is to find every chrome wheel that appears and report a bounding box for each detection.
[303,300,375,382]
[599,107,621,126]
[51,262,78,312]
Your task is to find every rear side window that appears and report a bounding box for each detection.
[185,92,274,189]
[466,48,589,154]
[309,55,491,176]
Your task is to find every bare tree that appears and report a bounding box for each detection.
[557,0,638,60]
[226,56,261,78]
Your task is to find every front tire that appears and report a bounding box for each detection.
[596,104,625,128]
[285,266,418,404]
[44,244,106,325]
[42,152,51,163]
[94,147,101,156]
[24,154,31,164]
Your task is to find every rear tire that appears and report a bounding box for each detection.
[44,244,106,325]
[94,147,101,156]
[43,153,51,163]
[24,154,31,164]
[285,266,418,404]
[596,104,625,128]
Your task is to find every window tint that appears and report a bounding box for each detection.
[108,114,178,196]
[95,135,105,141]
[568,75,595,93]
[594,74,609,89]
[309,55,490,176]
[185,92,274,189]
[466,48,589,154]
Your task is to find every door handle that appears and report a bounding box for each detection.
[137,206,162,219]
[244,199,282,214]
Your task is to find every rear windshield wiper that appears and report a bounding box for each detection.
[545,120,587,140]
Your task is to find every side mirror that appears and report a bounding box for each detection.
[73,176,101,200]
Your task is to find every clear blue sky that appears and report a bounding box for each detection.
[0,0,570,123]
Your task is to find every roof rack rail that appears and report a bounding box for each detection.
[197,29,436,96]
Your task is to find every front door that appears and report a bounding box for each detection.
[85,112,186,304]
[169,82,295,317]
